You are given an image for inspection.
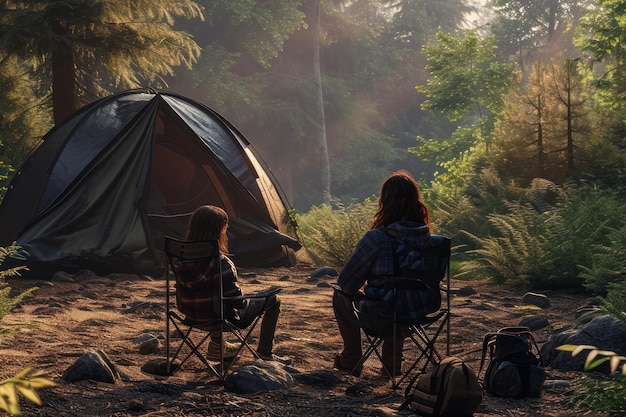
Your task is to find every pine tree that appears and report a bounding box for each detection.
[0,0,204,124]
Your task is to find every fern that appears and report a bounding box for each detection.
[579,225,626,296]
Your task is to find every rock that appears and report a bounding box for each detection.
[455,286,477,296]
[224,360,295,394]
[519,315,550,331]
[543,380,571,388]
[62,350,120,383]
[51,271,74,282]
[541,314,626,372]
[523,292,551,309]
[74,269,97,281]
[310,267,338,278]
[141,358,178,376]
[575,305,603,324]
[137,335,161,355]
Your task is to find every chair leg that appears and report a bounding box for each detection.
[353,334,384,375]
[398,314,450,386]
[167,317,221,380]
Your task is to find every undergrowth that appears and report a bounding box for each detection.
[574,374,626,414]
[0,246,53,416]
[297,199,376,265]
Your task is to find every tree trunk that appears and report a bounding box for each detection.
[51,33,77,125]
[565,60,575,170]
[537,94,544,171]
[312,0,331,205]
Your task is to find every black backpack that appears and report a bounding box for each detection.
[479,326,545,398]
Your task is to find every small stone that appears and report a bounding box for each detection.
[310,267,338,278]
[519,315,550,331]
[523,292,551,309]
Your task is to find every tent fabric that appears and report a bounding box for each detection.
[0,88,300,276]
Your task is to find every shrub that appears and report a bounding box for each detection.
[575,374,626,414]
[460,202,553,285]
[459,181,626,290]
[0,246,31,320]
[0,247,54,416]
[557,344,626,374]
[602,280,626,324]
[297,199,376,265]
[579,225,626,296]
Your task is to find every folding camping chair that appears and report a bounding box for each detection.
[334,236,451,389]
[164,236,281,381]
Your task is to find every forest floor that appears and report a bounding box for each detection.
[0,262,613,417]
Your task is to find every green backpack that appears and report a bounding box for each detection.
[402,357,483,417]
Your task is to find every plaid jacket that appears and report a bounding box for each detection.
[337,220,432,294]
[338,221,445,321]
[172,254,247,323]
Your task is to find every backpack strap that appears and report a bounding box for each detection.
[431,358,459,417]
[527,331,544,366]
[399,361,425,411]
[479,332,498,374]
[402,365,421,402]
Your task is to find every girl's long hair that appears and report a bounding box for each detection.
[186,205,229,254]
[371,170,430,229]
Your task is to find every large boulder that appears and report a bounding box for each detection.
[541,314,626,372]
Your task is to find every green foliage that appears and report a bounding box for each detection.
[297,199,377,265]
[0,369,55,416]
[461,202,553,284]
[419,29,514,124]
[575,0,626,84]
[0,0,204,110]
[0,246,31,320]
[199,0,305,68]
[441,172,626,290]
[0,54,50,185]
[602,280,626,324]
[0,249,51,416]
[575,374,626,414]
[579,224,626,296]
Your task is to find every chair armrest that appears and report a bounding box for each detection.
[224,286,282,302]
[329,283,369,303]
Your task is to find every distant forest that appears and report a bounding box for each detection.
[0,0,623,213]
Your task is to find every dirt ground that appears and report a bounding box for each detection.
[0,262,611,417]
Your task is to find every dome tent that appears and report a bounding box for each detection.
[0,88,300,276]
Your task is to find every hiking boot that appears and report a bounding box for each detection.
[333,353,362,377]
[206,340,240,361]
[257,352,292,365]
